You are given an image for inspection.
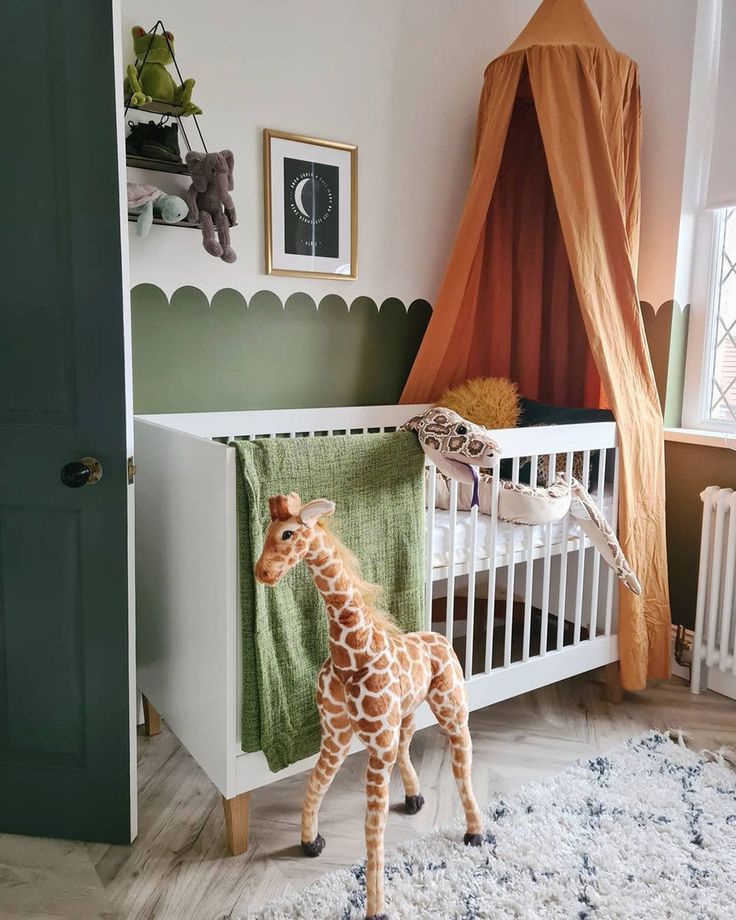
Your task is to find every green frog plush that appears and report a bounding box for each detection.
[124,26,202,116]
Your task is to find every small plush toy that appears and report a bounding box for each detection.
[127,183,188,237]
[185,150,237,262]
[124,26,202,116]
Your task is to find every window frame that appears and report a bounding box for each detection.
[682,205,736,433]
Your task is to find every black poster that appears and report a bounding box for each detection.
[283,157,339,258]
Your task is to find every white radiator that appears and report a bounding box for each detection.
[691,486,736,694]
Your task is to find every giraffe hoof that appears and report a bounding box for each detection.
[404,794,425,815]
[301,834,325,857]
[464,832,483,847]
[366,915,389,919]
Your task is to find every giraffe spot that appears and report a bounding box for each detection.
[322,563,339,579]
[372,654,390,670]
[375,729,396,749]
[356,718,383,735]
[331,645,351,669]
[362,694,389,717]
[412,662,426,686]
[315,576,331,592]
[326,593,350,609]
[338,610,361,628]
[321,694,344,715]
[370,631,385,653]
[364,671,391,693]
[345,629,368,650]
[337,729,353,745]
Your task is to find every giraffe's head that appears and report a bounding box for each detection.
[254,491,335,586]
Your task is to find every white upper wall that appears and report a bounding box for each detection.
[122,0,697,306]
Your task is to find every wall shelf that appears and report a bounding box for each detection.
[126,155,189,175]
[124,97,186,118]
[128,214,199,230]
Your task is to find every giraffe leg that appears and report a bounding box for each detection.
[398,713,423,814]
[446,721,483,845]
[300,731,352,855]
[364,749,397,920]
[426,641,483,845]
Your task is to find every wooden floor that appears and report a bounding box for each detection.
[2,672,734,920]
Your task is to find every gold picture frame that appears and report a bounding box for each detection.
[263,129,358,280]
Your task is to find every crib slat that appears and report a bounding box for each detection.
[520,456,538,661]
[465,504,478,679]
[504,458,521,668]
[572,450,591,645]
[425,462,436,632]
[484,463,501,673]
[556,451,574,651]
[604,449,620,636]
[522,527,534,662]
[539,452,555,656]
[446,479,458,643]
[588,449,607,639]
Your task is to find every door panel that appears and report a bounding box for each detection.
[0,0,132,842]
[1,508,84,767]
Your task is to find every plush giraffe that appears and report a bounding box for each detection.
[254,492,483,920]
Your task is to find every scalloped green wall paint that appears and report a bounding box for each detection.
[131,285,432,414]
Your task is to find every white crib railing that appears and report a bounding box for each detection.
[423,421,618,683]
[140,404,619,712]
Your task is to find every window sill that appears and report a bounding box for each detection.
[664,427,736,450]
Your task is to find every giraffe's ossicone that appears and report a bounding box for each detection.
[255,492,483,920]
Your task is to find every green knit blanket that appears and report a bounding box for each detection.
[233,432,425,772]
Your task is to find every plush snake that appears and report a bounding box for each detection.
[402,406,641,596]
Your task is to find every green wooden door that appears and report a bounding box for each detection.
[0,1,133,842]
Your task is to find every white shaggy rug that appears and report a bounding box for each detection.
[248,732,736,920]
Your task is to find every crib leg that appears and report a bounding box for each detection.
[223,792,251,855]
[141,694,161,736]
[604,662,624,704]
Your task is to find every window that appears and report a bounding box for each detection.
[705,207,736,425]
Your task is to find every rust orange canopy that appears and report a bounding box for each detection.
[401,0,671,689]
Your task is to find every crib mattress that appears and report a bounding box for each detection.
[431,485,615,568]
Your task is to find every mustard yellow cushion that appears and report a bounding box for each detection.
[435,377,520,431]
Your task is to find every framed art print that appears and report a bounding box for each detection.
[263,129,357,279]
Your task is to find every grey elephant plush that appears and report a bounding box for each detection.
[185,150,237,262]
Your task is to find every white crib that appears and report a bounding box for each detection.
[134,404,620,852]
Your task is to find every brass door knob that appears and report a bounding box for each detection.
[60,457,103,488]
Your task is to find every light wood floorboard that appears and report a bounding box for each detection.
[1,671,734,920]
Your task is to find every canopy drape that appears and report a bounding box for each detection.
[401,0,671,689]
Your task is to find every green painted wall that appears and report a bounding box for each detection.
[131,285,431,414]
[640,299,690,426]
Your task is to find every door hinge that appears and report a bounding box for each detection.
[128,456,136,484]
